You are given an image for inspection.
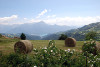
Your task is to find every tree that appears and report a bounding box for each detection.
[20,33,26,40]
[0,34,2,38]
[58,34,67,40]
[85,31,97,40]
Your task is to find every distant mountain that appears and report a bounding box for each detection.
[42,22,100,40]
[0,21,77,35]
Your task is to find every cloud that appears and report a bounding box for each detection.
[0,15,18,25]
[43,16,100,26]
[36,9,47,18]
[47,15,56,18]
[0,15,18,21]
[0,15,100,27]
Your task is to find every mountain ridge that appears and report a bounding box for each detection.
[0,21,77,35]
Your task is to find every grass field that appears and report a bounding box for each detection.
[0,37,84,55]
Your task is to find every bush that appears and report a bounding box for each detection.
[82,40,97,55]
[20,33,26,40]
[58,34,67,40]
[0,34,2,38]
[0,40,100,67]
[85,31,97,40]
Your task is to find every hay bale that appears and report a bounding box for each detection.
[14,40,33,54]
[65,37,76,47]
[96,42,100,53]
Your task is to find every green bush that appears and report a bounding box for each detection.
[20,33,26,40]
[82,40,97,55]
[85,31,97,40]
[0,34,2,38]
[58,34,67,40]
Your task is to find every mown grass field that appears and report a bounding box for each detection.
[0,37,84,55]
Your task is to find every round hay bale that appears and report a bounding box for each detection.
[96,42,100,53]
[65,37,76,47]
[14,40,33,54]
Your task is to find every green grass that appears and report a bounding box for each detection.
[0,37,84,55]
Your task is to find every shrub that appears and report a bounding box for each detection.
[85,31,97,40]
[58,34,67,40]
[20,33,26,40]
[33,40,74,67]
[0,40,100,67]
[82,40,97,55]
[0,34,2,38]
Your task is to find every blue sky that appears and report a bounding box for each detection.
[0,0,100,26]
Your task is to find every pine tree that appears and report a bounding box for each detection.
[58,34,67,40]
[20,33,26,40]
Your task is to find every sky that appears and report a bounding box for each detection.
[0,0,100,26]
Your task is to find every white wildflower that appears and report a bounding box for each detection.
[70,51,73,54]
[51,50,53,52]
[90,39,92,41]
[44,50,47,53]
[88,61,90,63]
[34,66,37,67]
[34,48,36,50]
[73,49,75,51]
[68,49,70,51]
[68,49,70,52]
[44,47,47,49]
[65,50,67,51]
[84,41,86,43]
[91,64,93,67]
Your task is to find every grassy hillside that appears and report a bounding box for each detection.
[0,37,84,55]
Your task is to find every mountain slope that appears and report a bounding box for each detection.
[0,21,77,35]
[42,22,100,40]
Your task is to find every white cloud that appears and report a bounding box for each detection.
[0,15,18,22]
[0,15,100,27]
[43,16,100,26]
[36,9,47,18]
[0,15,18,25]
[47,15,56,18]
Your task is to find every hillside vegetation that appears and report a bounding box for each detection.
[43,22,100,40]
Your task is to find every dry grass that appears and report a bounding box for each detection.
[0,37,85,55]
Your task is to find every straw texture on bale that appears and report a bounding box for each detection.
[96,42,100,53]
[14,40,33,54]
[65,37,76,47]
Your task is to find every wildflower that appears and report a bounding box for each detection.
[68,49,70,52]
[68,49,70,51]
[73,49,75,51]
[88,61,90,63]
[52,43,53,45]
[34,48,36,50]
[84,41,86,43]
[51,50,53,52]
[44,47,47,49]
[91,64,93,67]
[65,50,67,51]
[70,51,73,54]
[90,39,92,41]
[44,50,47,53]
